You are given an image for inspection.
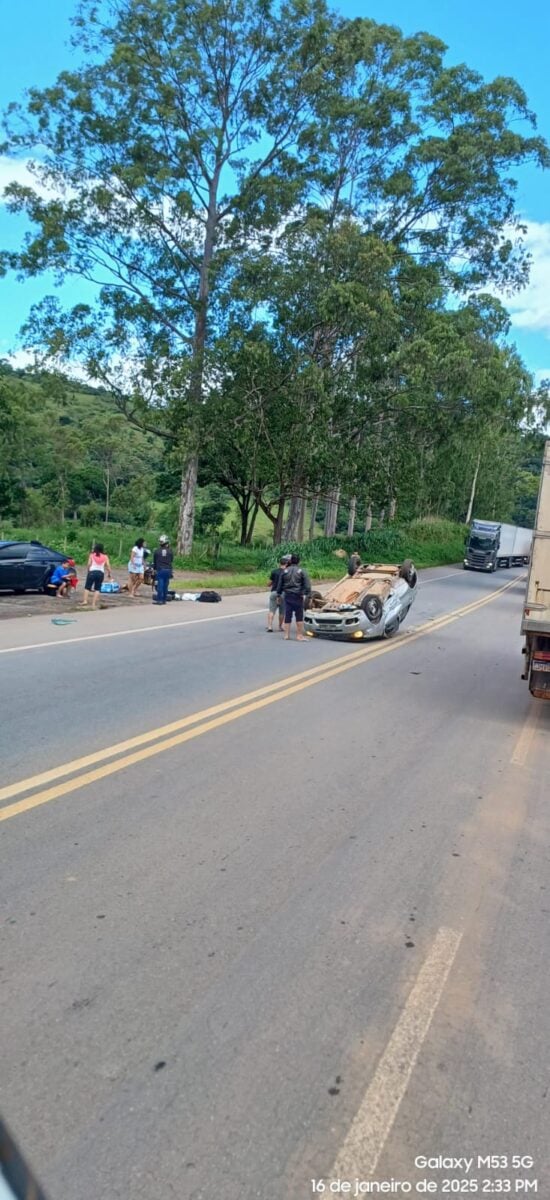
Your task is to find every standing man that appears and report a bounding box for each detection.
[266,554,290,632]
[153,534,173,605]
[277,553,311,641]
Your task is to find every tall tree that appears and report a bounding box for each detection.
[2,6,547,549]
[2,0,335,552]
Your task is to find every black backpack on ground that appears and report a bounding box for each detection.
[198,590,222,602]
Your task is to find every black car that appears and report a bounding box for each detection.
[0,540,68,594]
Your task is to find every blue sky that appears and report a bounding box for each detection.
[1,0,549,380]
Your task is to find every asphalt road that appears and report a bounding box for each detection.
[1,566,549,1200]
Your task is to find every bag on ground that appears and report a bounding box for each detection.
[197,590,222,603]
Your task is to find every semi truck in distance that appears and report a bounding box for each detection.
[522,441,550,700]
[464,520,532,572]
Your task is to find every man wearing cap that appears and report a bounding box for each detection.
[153,535,174,605]
[266,554,290,632]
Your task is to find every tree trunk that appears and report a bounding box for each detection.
[324,487,340,537]
[273,497,286,545]
[283,492,302,542]
[177,168,221,554]
[389,496,396,522]
[364,504,372,532]
[239,499,249,546]
[308,494,319,541]
[244,500,260,545]
[379,506,385,526]
[104,467,110,524]
[297,495,306,543]
[59,476,66,525]
[323,496,332,537]
[236,493,253,546]
[347,496,357,537]
[178,454,198,556]
[332,488,341,535]
[465,452,481,524]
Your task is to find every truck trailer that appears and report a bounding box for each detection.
[522,441,550,699]
[464,520,532,571]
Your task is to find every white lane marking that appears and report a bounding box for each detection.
[422,570,462,583]
[330,927,462,1182]
[0,565,511,655]
[511,705,540,767]
[0,608,266,655]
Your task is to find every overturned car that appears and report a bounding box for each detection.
[304,561,418,641]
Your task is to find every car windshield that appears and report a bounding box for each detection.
[469,534,495,551]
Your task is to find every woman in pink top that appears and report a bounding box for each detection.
[80,543,112,609]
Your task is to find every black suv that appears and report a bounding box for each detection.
[0,540,67,593]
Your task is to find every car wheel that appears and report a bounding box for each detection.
[310,590,323,601]
[13,588,26,595]
[399,559,417,588]
[361,593,383,623]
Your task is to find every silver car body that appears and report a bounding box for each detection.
[304,563,417,641]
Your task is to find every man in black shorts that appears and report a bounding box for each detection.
[277,554,311,641]
[267,554,290,631]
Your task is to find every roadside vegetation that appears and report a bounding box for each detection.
[0,517,467,588]
[1,0,549,558]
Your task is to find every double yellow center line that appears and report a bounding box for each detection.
[0,575,521,824]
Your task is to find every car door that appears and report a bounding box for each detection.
[0,544,27,591]
[24,545,60,591]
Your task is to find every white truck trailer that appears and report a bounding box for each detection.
[464,520,532,571]
[521,441,550,699]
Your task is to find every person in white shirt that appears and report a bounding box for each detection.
[128,537,146,596]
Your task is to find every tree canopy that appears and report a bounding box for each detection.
[1,0,549,548]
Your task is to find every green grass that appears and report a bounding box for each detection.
[0,516,465,585]
[173,572,269,590]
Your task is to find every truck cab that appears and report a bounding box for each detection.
[464,520,500,571]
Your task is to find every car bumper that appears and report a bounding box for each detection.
[303,608,380,640]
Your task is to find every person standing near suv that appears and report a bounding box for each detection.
[153,535,173,605]
[80,543,112,609]
[266,554,290,632]
[277,553,311,641]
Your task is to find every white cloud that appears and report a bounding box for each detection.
[2,347,95,385]
[1,348,36,370]
[534,368,550,386]
[0,154,54,203]
[501,221,550,340]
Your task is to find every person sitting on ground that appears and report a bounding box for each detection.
[277,553,312,641]
[79,543,112,609]
[48,560,73,598]
[266,554,290,632]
